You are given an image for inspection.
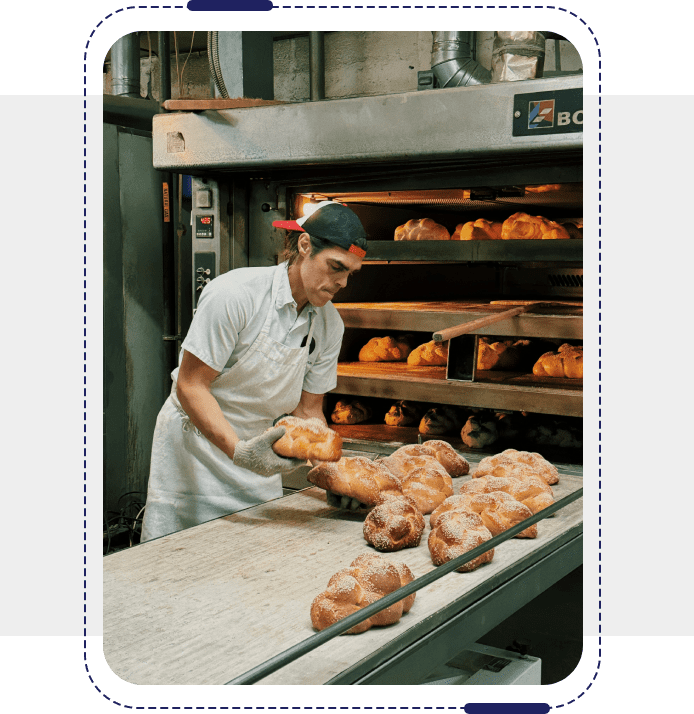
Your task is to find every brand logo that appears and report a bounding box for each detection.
[528,99,555,129]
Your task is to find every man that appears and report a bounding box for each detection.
[140,201,367,542]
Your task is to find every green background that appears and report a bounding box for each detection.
[0,0,693,712]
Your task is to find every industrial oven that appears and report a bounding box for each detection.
[103,72,585,685]
[152,73,583,462]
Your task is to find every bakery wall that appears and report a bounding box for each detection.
[103,31,583,102]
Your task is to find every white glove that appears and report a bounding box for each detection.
[326,491,367,511]
[233,426,305,477]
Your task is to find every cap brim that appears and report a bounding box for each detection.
[272,219,304,231]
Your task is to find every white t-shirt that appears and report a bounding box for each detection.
[177,263,344,395]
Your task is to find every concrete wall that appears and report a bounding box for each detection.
[103,31,583,102]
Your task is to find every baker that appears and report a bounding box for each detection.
[140,201,368,542]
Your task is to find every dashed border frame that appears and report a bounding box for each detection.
[86,4,600,707]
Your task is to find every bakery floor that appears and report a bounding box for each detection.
[475,565,583,685]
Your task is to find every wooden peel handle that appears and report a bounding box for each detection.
[432,305,532,342]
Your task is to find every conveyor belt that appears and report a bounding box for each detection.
[103,459,582,685]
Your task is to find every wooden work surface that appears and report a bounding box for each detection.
[103,464,582,686]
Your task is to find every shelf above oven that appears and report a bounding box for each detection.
[335,301,583,340]
[361,239,582,263]
[335,363,582,417]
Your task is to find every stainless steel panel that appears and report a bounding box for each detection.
[153,76,582,171]
[337,305,582,340]
[334,374,582,417]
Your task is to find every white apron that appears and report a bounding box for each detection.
[141,267,316,542]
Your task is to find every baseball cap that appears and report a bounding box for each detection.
[272,201,367,258]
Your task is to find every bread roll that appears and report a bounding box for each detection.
[273,416,342,462]
[363,495,425,552]
[430,492,537,538]
[452,219,503,241]
[460,474,554,515]
[427,510,494,572]
[359,336,413,362]
[477,339,522,371]
[308,456,403,506]
[474,448,560,486]
[331,399,372,425]
[390,441,470,477]
[384,400,426,427]
[395,218,450,241]
[378,454,454,514]
[310,553,415,634]
[407,340,448,366]
[501,212,571,240]
[461,414,499,450]
[419,405,466,435]
[532,343,583,379]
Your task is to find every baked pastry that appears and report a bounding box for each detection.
[419,405,466,435]
[331,399,372,425]
[431,492,537,538]
[461,414,499,449]
[272,416,342,462]
[452,219,503,241]
[363,494,425,552]
[378,454,454,514]
[308,456,403,506]
[532,343,583,379]
[395,218,450,241]
[407,340,448,366]
[384,400,426,427]
[428,510,494,572]
[390,441,470,477]
[474,448,559,486]
[477,339,521,371]
[358,336,413,362]
[310,553,415,634]
[460,474,554,515]
[501,212,571,240]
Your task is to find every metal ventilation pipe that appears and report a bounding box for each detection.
[431,31,491,88]
[491,31,546,82]
[309,32,325,100]
[111,32,141,97]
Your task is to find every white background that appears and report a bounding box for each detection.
[1,1,691,712]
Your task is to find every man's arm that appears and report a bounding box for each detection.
[291,390,327,423]
[176,350,240,459]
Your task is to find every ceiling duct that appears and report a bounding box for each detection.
[491,32,547,82]
[111,32,141,98]
[430,31,491,88]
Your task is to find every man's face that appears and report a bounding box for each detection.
[298,236,363,307]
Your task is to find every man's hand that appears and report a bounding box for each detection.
[326,491,367,511]
[233,426,305,477]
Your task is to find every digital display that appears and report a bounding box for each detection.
[195,214,214,238]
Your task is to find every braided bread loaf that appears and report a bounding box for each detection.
[363,494,425,552]
[272,416,342,462]
[378,454,454,514]
[474,448,559,485]
[359,336,413,362]
[460,474,554,515]
[452,219,503,241]
[430,492,537,538]
[385,400,426,427]
[532,344,583,378]
[501,212,571,240]
[428,510,494,573]
[390,441,470,477]
[331,399,372,425]
[307,456,403,506]
[407,340,448,366]
[395,218,450,241]
[310,554,416,634]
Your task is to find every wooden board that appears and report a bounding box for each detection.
[162,98,286,111]
[103,460,583,686]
